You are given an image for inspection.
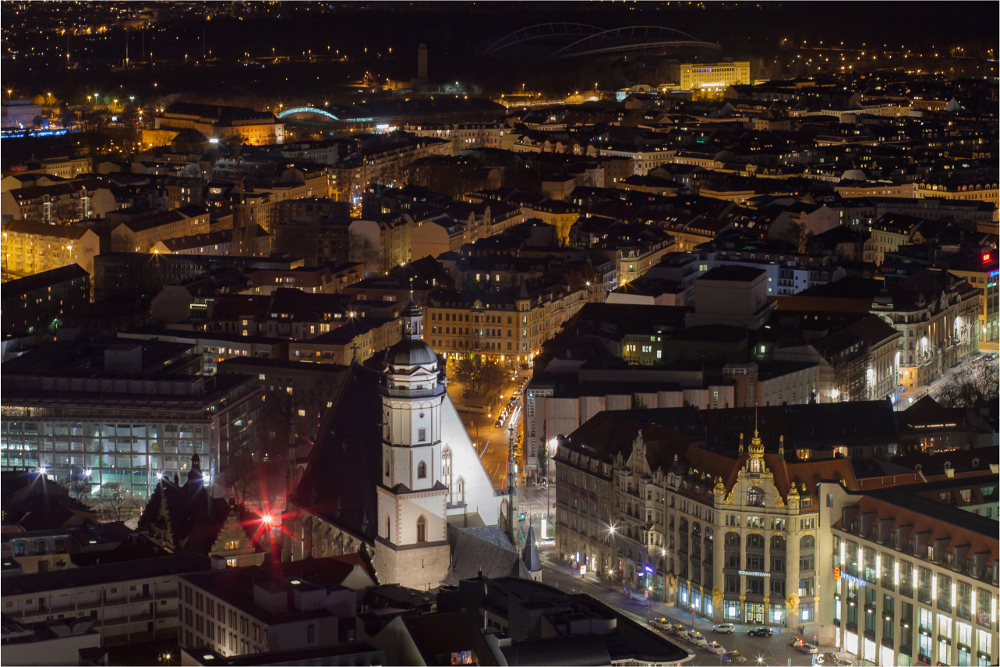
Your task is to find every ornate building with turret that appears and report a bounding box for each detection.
[283,300,504,591]
[554,408,858,630]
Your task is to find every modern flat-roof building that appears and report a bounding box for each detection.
[433,575,693,665]
[0,614,102,667]
[177,555,376,658]
[821,476,999,667]
[0,341,262,498]
[179,641,385,666]
[0,553,209,646]
[0,264,91,336]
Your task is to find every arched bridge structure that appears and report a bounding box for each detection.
[277,107,340,121]
[475,23,721,59]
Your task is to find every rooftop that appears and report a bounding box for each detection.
[697,264,766,283]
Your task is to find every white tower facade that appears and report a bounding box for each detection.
[374,300,451,590]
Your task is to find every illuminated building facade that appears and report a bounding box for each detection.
[667,61,751,93]
[555,420,847,629]
[822,478,998,667]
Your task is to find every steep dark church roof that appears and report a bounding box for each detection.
[290,361,385,543]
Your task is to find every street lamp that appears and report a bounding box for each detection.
[607,524,618,590]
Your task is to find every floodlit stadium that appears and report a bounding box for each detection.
[475,23,721,59]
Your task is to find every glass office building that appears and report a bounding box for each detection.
[1,374,261,499]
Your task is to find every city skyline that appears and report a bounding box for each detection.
[1,2,997,666]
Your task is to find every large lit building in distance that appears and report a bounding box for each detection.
[667,61,752,92]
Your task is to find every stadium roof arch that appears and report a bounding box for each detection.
[475,23,721,59]
[277,107,340,121]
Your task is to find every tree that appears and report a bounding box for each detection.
[788,220,813,254]
[537,438,550,481]
[935,360,998,408]
[223,452,286,514]
[631,394,648,410]
[349,232,381,276]
[454,355,507,401]
[95,483,144,523]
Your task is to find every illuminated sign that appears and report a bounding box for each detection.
[738,570,771,577]
[835,568,868,588]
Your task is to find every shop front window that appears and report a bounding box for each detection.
[844,630,858,656]
[769,604,785,624]
[745,602,764,624]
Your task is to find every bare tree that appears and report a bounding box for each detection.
[454,356,507,401]
[223,453,286,514]
[349,232,381,276]
[788,220,813,254]
[95,483,144,523]
[935,360,998,408]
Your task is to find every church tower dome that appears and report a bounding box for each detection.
[385,299,439,370]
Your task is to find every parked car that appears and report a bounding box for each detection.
[495,419,503,427]
[712,623,736,634]
[671,625,689,639]
[797,643,819,654]
[688,632,708,649]
[748,627,773,637]
[707,641,727,656]
[649,617,672,631]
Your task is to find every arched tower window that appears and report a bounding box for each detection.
[747,486,765,506]
[417,461,427,479]
[416,515,427,543]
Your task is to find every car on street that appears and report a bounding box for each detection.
[495,419,503,427]
[712,623,736,634]
[671,625,689,639]
[707,641,727,656]
[748,627,773,637]
[649,617,672,631]
[725,649,743,664]
[797,643,819,654]
[790,636,806,647]
[688,632,708,648]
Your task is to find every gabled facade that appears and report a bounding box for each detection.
[555,411,859,631]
